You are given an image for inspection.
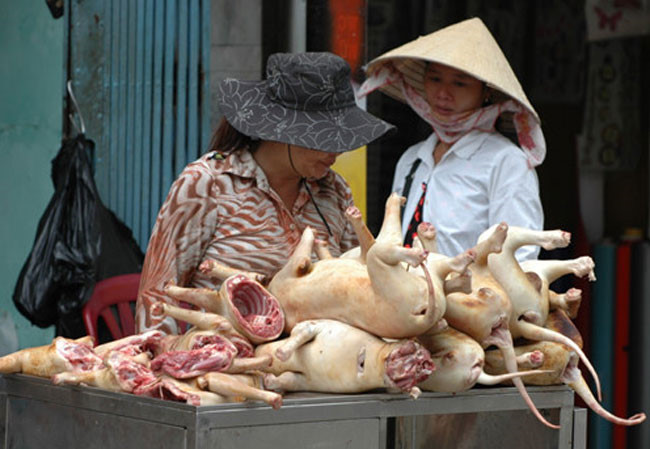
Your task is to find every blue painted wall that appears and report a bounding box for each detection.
[0,1,62,352]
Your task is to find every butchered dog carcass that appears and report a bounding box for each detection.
[152,302,254,357]
[35,331,164,394]
[484,310,646,426]
[144,373,282,409]
[267,193,474,339]
[52,349,159,395]
[148,302,272,378]
[477,223,602,402]
[416,325,549,393]
[150,337,238,379]
[148,375,232,406]
[50,316,279,407]
[197,372,282,409]
[431,223,560,428]
[162,272,284,344]
[0,336,103,378]
[255,319,434,398]
[93,329,165,360]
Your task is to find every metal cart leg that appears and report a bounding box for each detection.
[572,408,588,449]
[558,405,574,448]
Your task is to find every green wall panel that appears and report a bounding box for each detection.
[0,0,62,351]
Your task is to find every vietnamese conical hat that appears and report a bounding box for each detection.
[365,17,538,122]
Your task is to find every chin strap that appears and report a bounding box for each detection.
[302,178,333,237]
[287,144,333,237]
[287,143,302,177]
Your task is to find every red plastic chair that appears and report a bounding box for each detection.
[82,273,141,342]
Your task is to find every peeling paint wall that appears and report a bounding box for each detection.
[0,1,62,351]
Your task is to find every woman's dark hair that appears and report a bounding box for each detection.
[208,117,261,154]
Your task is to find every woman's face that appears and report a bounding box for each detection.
[290,145,339,180]
[423,62,485,121]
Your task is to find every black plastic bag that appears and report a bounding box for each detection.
[13,134,144,338]
[44,0,64,19]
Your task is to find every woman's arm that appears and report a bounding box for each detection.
[135,159,220,334]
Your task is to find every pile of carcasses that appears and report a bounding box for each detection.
[1,193,646,429]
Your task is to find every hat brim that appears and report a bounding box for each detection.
[217,79,395,153]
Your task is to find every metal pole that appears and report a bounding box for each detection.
[288,0,307,53]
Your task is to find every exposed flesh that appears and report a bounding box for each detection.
[150,337,237,378]
[255,319,434,397]
[0,336,102,377]
[163,274,284,343]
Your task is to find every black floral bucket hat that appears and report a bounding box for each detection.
[216,52,396,153]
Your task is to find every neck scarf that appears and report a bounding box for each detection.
[358,63,546,167]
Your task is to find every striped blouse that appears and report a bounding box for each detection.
[135,148,359,334]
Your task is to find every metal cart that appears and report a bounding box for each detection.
[0,374,586,448]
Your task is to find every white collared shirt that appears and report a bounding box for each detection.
[391,130,543,261]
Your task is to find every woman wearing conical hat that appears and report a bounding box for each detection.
[359,18,545,261]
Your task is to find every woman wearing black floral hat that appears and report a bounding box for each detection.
[136,52,395,335]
